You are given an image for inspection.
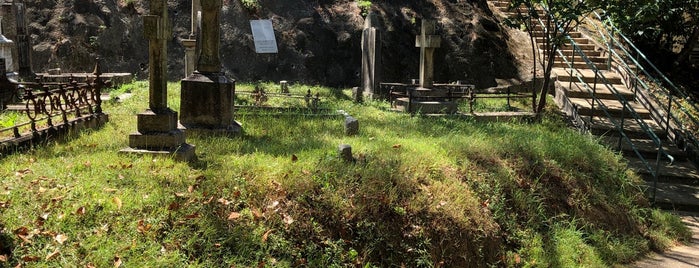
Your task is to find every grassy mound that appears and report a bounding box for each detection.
[0,82,689,267]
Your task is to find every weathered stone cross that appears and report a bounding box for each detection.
[415,20,441,88]
[143,0,171,112]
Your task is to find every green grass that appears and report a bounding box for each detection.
[0,81,690,267]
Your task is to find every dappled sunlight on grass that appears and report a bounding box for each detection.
[0,81,689,267]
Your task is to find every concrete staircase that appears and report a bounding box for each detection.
[488,0,699,210]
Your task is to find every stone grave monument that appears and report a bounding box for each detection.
[0,32,12,73]
[358,11,381,102]
[180,0,241,133]
[121,0,195,161]
[387,19,472,114]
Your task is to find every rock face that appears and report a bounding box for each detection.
[20,0,524,88]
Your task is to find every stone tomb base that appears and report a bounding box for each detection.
[180,72,241,133]
[121,109,196,162]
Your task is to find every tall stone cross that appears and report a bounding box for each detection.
[415,20,441,88]
[123,0,196,161]
[143,0,171,112]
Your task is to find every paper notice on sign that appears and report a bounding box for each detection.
[250,20,278,54]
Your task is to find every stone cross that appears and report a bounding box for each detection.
[415,20,441,88]
[143,0,171,112]
[197,0,222,73]
[360,11,381,101]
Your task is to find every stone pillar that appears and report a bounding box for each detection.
[359,11,381,101]
[14,0,32,79]
[182,0,200,78]
[415,20,441,88]
[122,0,195,161]
[180,0,241,133]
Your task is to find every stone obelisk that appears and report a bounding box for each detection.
[180,0,241,133]
[122,0,195,161]
[358,11,381,101]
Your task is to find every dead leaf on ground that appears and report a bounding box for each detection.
[227,212,241,221]
[0,201,8,208]
[21,255,40,262]
[15,168,32,177]
[392,144,402,149]
[283,214,294,225]
[114,256,122,267]
[14,226,29,236]
[218,198,231,206]
[137,220,152,233]
[174,192,187,198]
[291,154,298,162]
[187,185,195,193]
[267,201,279,210]
[261,229,274,243]
[86,263,96,268]
[184,213,200,219]
[113,197,122,210]
[76,206,86,215]
[84,161,91,168]
[168,202,181,211]
[45,250,60,260]
[0,254,7,262]
[251,208,263,220]
[55,234,68,245]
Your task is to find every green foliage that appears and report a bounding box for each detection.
[595,0,699,60]
[0,81,689,266]
[240,0,260,12]
[357,0,372,16]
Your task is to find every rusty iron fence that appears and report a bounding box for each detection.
[0,72,110,155]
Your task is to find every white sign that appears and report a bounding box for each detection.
[250,20,278,54]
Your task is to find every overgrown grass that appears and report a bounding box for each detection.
[0,81,690,267]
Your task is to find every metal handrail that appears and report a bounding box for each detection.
[590,11,699,151]
[520,3,674,202]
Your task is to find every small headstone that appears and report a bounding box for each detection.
[344,116,359,136]
[338,144,353,162]
[280,80,289,94]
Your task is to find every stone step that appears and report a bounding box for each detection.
[554,68,623,84]
[552,61,608,70]
[549,50,602,57]
[636,158,699,184]
[599,137,689,161]
[560,82,635,100]
[646,181,699,212]
[589,116,663,139]
[540,43,597,51]
[393,98,458,114]
[537,37,589,44]
[532,31,582,38]
[491,1,510,7]
[568,97,652,119]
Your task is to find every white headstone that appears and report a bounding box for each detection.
[250,20,278,54]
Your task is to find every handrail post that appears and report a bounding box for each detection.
[665,94,673,139]
[605,18,612,70]
[618,102,626,151]
[570,45,575,90]
[591,71,598,122]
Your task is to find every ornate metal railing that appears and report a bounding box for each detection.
[0,70,110,153]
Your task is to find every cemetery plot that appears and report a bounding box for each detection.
[0,75,109,153]
[235,82,336,116]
